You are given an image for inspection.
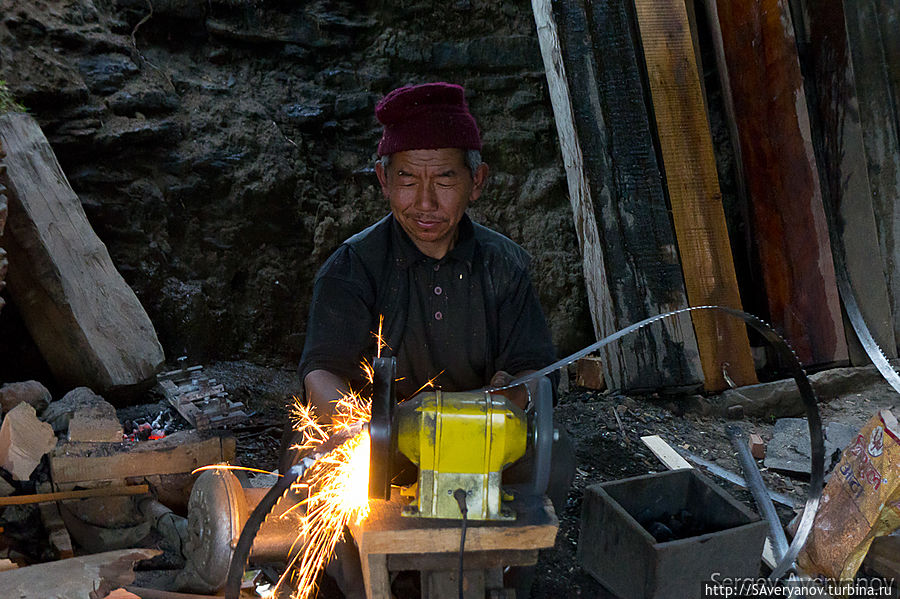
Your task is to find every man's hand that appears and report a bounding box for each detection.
[304,369,351,425]
[489,370,537,410]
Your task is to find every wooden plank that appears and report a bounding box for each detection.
[640,435,692,470]
[547,0,704,392]
[350,498,557,558]
[632,0,757,392]
[387,549,538,571]
[531,0,618,387]
[705,0,847,367]
[49,430,235,485]
[0,483,149,506]
[845,0,900,352]
[0,112,164,395]
[360,552,390,599]
[796,0,898,364]
[423,569,485,599]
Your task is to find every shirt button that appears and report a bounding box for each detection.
[434,286,442,295]
[433,264,440,272]
[434,311,443,321]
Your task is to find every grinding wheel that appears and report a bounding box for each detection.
[368,356,396,500]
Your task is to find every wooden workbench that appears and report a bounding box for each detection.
[349,496,558,599]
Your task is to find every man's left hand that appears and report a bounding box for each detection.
[490,370,537,410]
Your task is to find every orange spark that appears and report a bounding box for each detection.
[372,314,389,357]
[407,369,444,400]
[283,388,372,599]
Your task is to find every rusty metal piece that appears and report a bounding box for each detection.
[177,469,305,594]
[156,360,248,430]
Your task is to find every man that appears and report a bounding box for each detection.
[289,81,574,597]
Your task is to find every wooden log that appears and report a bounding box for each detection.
[845,0,900,352]
[0,402,57,480]
[794,0,898,364]
[545,0,704,392]
[632,0,757,392]
[49,430,235,485]
[0,112,165,397]
[705,0,847,368]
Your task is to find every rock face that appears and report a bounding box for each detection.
[0,380,51,415]
[0,0,593,376]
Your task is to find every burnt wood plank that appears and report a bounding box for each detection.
[795,0,898,363]
[707,0,847,366]
[545,0,703,391]
[845,0,900,352]
[632,0,757,391]
[532,0,619,389]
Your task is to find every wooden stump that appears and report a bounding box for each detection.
[0,112,164,396]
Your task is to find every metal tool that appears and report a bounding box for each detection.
[673,445,798,509]
[367,356,555,520]
[727,424,790,563]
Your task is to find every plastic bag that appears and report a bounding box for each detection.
[798,409,900,582]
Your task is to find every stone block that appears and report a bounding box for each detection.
[0,402,57,480]
[0,380,51,415]
[43,387,115,434]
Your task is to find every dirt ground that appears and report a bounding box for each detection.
[143,360,897,598]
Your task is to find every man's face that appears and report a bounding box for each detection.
[376,148,488,259]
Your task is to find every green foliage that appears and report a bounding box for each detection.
[0,81,25,114]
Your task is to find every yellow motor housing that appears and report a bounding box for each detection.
[395,389,527,520]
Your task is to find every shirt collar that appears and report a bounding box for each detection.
[391,213,476,270]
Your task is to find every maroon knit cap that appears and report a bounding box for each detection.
[375,82,482,156]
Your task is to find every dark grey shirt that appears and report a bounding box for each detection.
[298,213,556,400]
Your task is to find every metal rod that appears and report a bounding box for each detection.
[726,424,789,562]
[674,446,797,508]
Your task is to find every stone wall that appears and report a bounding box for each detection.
[0,0,592,372]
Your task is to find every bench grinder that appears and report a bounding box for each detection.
[367,357,554,520]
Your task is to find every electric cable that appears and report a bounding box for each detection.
[453,488,469,599]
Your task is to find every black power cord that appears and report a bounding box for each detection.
[453,488,469,599]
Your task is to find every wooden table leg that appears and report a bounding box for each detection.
[360,552,390,599]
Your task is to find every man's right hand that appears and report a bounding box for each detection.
[304,369,352,424]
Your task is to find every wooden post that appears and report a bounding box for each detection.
[533,0,704,391]
[704,0,847,367]
[632,0,757,391]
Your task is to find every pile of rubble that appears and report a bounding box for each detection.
[0,375,265,599]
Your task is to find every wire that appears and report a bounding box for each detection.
[453,488,469,599]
